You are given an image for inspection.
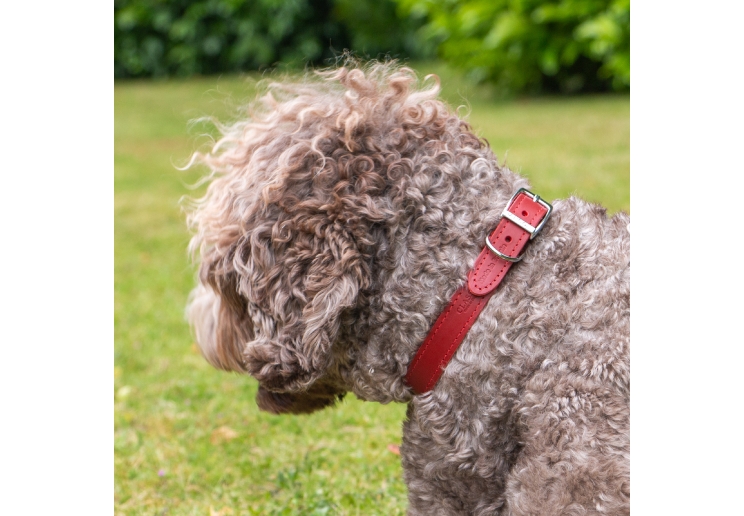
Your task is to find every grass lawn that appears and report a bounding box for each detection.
[114,63,628,516]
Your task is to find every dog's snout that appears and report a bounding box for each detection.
[255,385,343,415]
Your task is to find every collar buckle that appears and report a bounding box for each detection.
[502,188,553,240]
[484,188,553,263]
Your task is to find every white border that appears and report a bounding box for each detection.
[633,2,744,513]
[0,2,111,513]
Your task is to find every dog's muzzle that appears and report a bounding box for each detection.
[255,384,345,415]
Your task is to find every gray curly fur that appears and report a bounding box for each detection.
[186,62,630,515]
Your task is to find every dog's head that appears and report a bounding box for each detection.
[186,62,503,412]
[186,64,429,414]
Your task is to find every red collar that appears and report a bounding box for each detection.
[405,189,553,394]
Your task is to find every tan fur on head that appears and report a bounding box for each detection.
[186,283,250,373]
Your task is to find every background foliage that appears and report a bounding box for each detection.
[114,0,431,78]
[397,0,629,94]
[115,0,629,94]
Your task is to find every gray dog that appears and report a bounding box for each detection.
[187,63,630,515]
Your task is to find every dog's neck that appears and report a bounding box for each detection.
[341,190,628,405]
[338,160,537,402]
[404,189,553,394]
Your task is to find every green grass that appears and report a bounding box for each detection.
[114,63,628,516]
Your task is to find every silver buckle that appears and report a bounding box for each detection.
[484,188,553,262]
[501,188,553,240]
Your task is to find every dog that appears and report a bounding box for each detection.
[186,62,630,515]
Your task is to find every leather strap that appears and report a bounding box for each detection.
[405,191,550,394]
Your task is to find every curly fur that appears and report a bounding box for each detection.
[186,62,630,515]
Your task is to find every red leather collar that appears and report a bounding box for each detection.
[405,189,552,394]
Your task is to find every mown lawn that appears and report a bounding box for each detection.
[114,63,628,516]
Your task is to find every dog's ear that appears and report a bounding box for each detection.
[243,222,369,392]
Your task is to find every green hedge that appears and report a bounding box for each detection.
[115,0,629,94]
[395,0,629,94]
[114,0,431,78]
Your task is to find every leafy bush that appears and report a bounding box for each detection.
[332,0,435,62]
[114,0,431,78]
[395,0,629,94]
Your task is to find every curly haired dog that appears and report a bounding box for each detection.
[186,63,630,515]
